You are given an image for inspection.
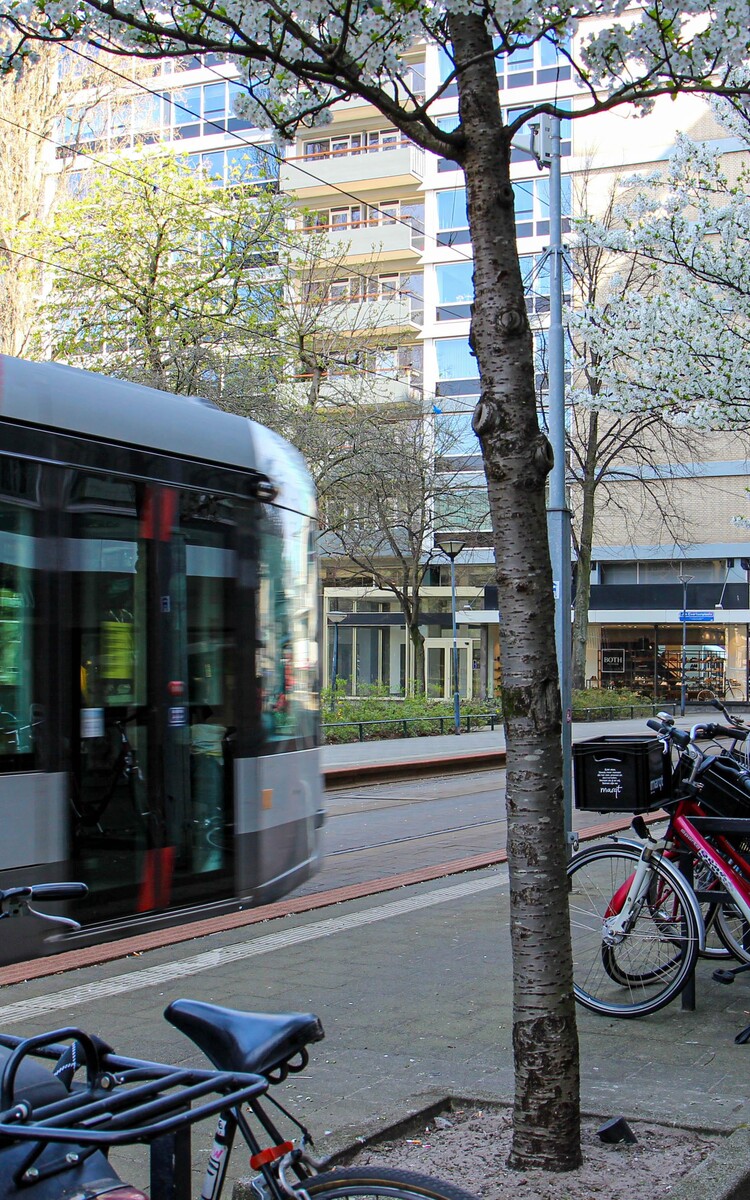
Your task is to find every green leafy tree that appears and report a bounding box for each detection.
[34,149,288,398]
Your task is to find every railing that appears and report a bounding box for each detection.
[322,702,679,742]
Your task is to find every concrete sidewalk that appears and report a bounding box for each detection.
[1,709,746,1194]
[321,711,695,770]
[2,856,749,1181]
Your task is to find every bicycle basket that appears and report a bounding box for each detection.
[694,755,750,819]
[573,736,671,813]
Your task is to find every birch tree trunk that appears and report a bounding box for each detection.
[448,13,581,1169]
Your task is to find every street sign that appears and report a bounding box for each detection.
[679,611,714,622]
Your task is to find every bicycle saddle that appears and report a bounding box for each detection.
[165,999,324,1077]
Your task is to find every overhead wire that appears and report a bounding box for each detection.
[3,240,491,428]
[62,43,559,308]
[2,44,562,421]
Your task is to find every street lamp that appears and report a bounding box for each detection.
[328,611,347,710]
[436,538,465,734]
[678,575,694,717]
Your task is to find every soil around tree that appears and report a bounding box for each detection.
[347,1103,719,1200]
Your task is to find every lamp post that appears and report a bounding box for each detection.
[678,575,693,717]
[328,611,346,711]
[437,539,465,734]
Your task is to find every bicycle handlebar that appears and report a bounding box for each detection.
[0,883,88,904]
[701,723,748,741]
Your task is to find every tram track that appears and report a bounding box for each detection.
[0,759,635,987]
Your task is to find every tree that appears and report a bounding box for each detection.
[319,403,489,695]
[31,148,290,398]
[569,112,750,427]
[562,177,711,690]
[0,43,112,354]
[3,1,749,1169]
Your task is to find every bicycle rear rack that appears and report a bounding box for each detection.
[0,1028,267,1199]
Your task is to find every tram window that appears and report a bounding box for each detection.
[0,486,38,767]
[258,505,318,749]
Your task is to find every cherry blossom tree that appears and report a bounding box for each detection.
[570,112,750,427]
[3,0,750,1169]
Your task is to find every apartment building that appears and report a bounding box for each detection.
[46,44,750,703]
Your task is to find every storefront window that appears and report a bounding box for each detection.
[597,623,747,702]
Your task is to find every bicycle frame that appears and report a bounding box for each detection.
[670,805,750,928]
[602,837,707,948]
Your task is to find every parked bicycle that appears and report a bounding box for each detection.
[696,677,745,703]
[0,884,480,1200]
[568,712,750,1018]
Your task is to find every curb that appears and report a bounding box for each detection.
[232,1098,750,1200]
[663,1126,750,1200]
[323,750,506,788]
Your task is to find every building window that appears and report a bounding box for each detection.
[436,261,474,321]
[302,129,407,159]
[435,338,478,393]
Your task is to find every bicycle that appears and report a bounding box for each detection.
[0,884,481,1200]
[696,678,745,703]
[568,713,750,1018]
[70,715,149,836]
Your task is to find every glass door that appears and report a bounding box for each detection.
[68,476,239,922]
[424,638,473,700]
[69,474,151,921]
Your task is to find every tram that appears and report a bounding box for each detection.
[0,355,323,962]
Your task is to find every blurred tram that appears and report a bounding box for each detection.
[0,355,324,962]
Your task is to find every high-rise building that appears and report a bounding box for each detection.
[31,43,750,704]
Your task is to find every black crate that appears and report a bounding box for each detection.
[573,736,671,813]
[693,755,750,819]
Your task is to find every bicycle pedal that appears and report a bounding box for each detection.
[712,968,737,984]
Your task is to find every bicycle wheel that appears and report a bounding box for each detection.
[692,859,732,959]
[714,901,750,963]
[568,842,701,1017]
[303,1167,479,1200]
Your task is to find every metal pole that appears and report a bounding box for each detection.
[331,622,339,712]
[545,115,574,847]
[680,578,688,717]
[450,554,461,734]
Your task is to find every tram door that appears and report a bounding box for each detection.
[69,477,237,922]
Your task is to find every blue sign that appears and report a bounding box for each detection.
[679,611,714,622]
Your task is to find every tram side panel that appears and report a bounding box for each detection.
[234,748,324,902]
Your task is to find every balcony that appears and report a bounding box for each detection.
[288,374,423,408]
[324,220,425,258]
[281,143,425,194]
[318,294,423,333]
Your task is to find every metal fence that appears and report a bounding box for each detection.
[322,701,679,742]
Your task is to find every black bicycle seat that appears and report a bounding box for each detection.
[165,999,324,1077]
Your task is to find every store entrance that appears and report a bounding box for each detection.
[598,625,747,702]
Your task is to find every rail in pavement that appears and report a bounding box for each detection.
[0,716,687,986]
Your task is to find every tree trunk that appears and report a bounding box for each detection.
[408,621,425,697]
[571,411,599,690]
[449,13,581,1170]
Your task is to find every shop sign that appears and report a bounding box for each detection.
[601,649,625,673]
[679,611,715,622]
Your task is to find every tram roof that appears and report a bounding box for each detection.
[0,355,315,516]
